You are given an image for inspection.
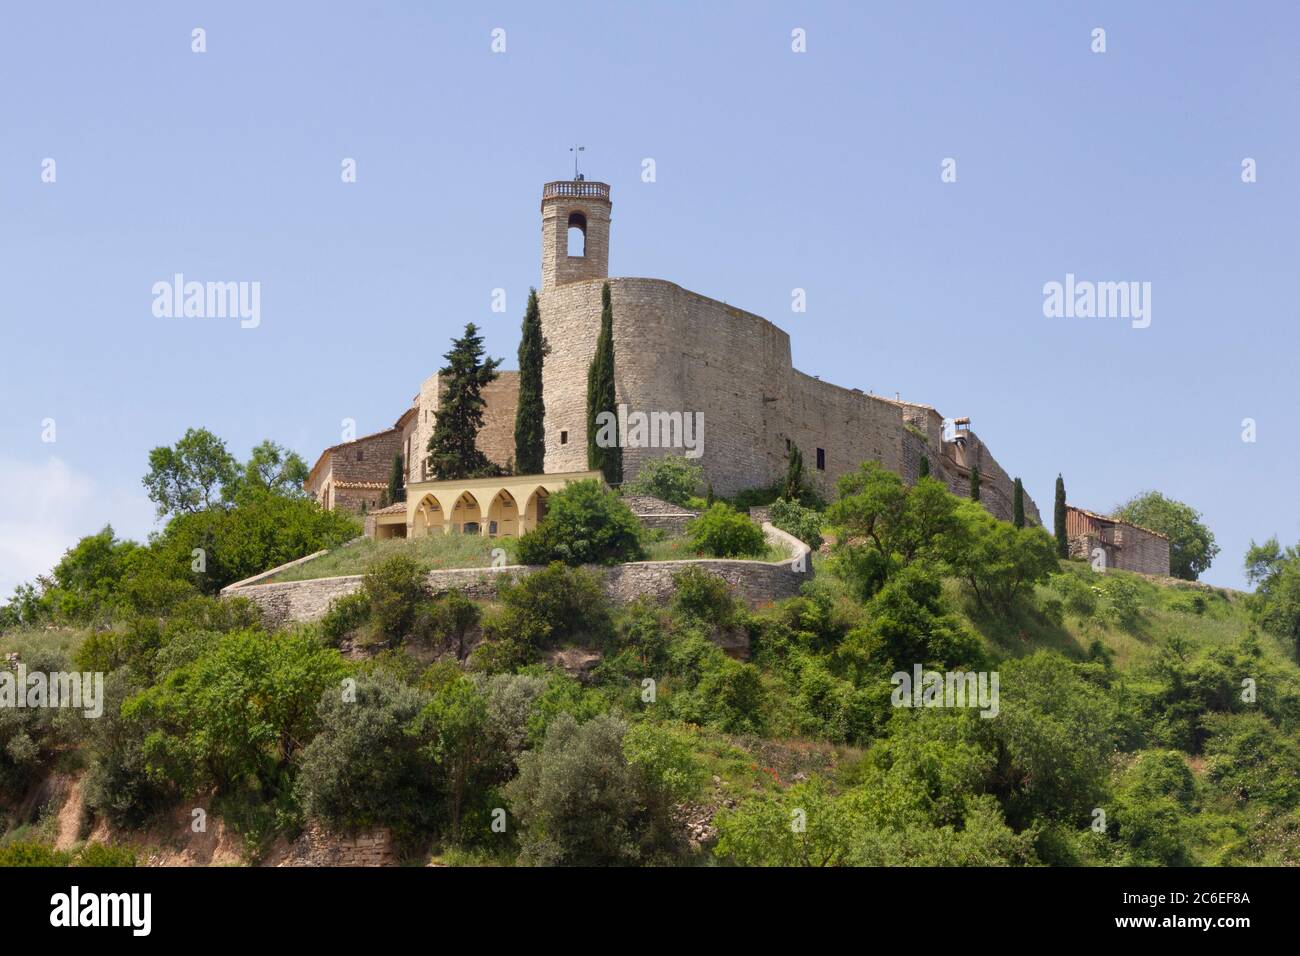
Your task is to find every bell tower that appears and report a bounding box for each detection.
[540,179,611,292]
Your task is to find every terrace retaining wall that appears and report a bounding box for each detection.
[222,525,812,631]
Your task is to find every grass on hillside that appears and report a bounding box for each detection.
[267,531,791,583]
[0,626,88,661]
[266,533,521,582]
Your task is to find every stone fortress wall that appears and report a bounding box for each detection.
[308,176,1041,531]
[534,179,1039,523]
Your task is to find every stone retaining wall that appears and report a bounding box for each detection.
[223,525,812,630]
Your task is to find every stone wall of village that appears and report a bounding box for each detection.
[223,526,812,631]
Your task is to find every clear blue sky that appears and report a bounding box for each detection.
[2,1,1296,592]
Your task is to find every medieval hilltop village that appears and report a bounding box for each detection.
[301,173,1169,577]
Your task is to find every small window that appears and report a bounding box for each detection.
[816,448,826,471]
[489,520,498,537]
[560,430,569,445]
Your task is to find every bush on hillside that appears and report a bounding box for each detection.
[517,480,645,566]
[686,504,767,558]
[768,497,824,551]
[623,455,702,506]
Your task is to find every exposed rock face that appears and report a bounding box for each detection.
[272,823,398,867]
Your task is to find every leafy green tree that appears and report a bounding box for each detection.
[295,673,435,836]
[1054,473,1069,558]
[623,454,701,506]
[481,562,613,659]
[514,288,549,475]
[948,501,1058,618]
[687,504,767,558]
[516,480,644,566]
[143,427,239,518]
[1012,478,1025,528]
[361,554,428,642]
[418,673,491,844]
[426,323,503,480]
[586,282,622,484]
[975,651,1118,828]
[233,440,309,501]
[1245,537,1300,658]
[768,497,824,550]
[969,465,981,501]
[826,463,962,599]
[1114,491,1219,580]
[505,713,695,865]
[125,629,347,797]
[715,777,856,866]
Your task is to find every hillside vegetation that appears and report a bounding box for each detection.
[2,445,1297,868]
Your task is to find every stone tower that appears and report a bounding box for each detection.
[540,179,611,291]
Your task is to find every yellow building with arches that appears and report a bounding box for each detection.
[366,470,604,540]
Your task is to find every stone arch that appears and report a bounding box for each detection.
[486,489,520,538]
[523,486,550,532]
[567,211,586,257]
[413,494,444,537]
[450,491,483,534]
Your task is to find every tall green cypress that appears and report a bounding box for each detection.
[514,288,549,475]
[1054,473,1069,557]
[1012,477,1025,528]
[918,456,930,479]
[586,282,622,485]
[782,445,805,501]
[969,465,981,501]
[426,323,502,480]
[387,451,406,505]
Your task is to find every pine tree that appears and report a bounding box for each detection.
[387,452,406,506]
[918,456,930,479]
[426,323,502,480]
[514,288,549,475]
[586,282,622,485]
[969,466,981,501]
[1054,473,1069,558]
[782,445,805,501]
[1013,477,1025,528]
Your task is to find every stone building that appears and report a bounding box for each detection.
[1066,506,1171,575]
[308,176,1040,526]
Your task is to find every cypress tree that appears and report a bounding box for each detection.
[387,452,406,506]
[918,456,930,479]
[426,323,502,480]
[586,282,622,484]
[1013,477,1025,528]
[969,465,981,501]
[514,288,549,475]
[1054,473,1069,558]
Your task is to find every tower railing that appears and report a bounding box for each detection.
[542,180,611,201]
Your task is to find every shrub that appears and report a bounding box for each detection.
[686,504,767,558]
[0,843,72,867]
[295,673,436,837]
[1102,576,1144,631]
[320,590,371,645]
[1050,572,1099,618]
[71,843,137,867]
[517,480,645,566]
[362,554,428,641]
[672,565,738,628]
[505,713,694,865]
[412,591,482,659]
[768,498,823,550]
[623,455,702,506]
[484,563,613,655]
